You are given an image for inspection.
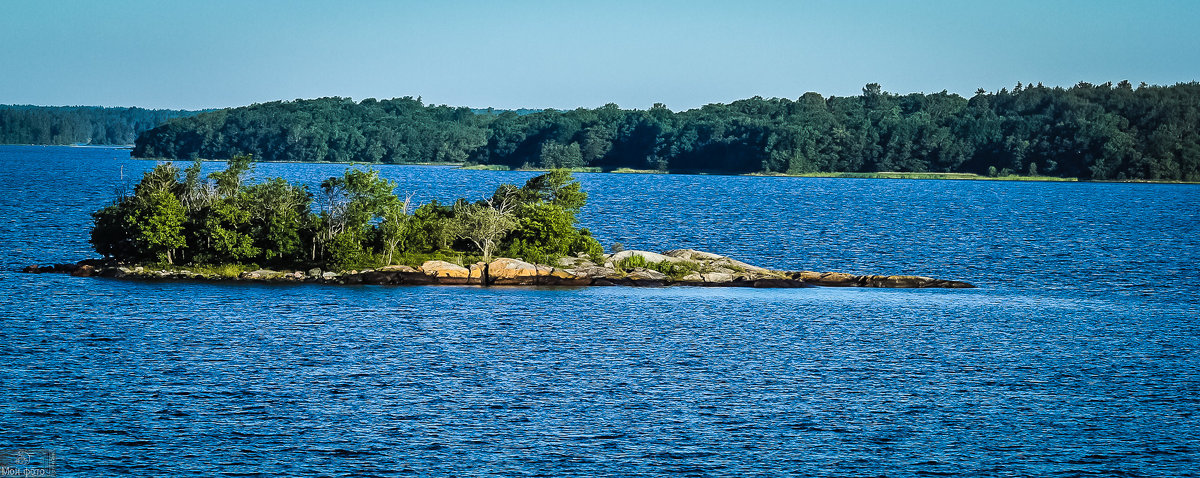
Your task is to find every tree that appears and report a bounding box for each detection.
[132,189,188,264]
[245,178,312,264]
[91,201,136,260]
[451,198,517,285]
[200,195,258,262]
[538,141,584,169]
[509,169,587,212]
[493,170,599,264]
[90,161,611,280]
[1,104,197,146]
[90,162,190,265]
[378,193,414,264]
[314,167,401,266]
[407,201,456,252]
[128,84,1200,180]
[180,160,214,213]
[210,154,254,197]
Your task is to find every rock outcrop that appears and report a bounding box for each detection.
[609,250,691,265]
[420,261,470,281]
[474,258,590,286]
[20,249,975,289]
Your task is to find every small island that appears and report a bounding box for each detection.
[24,157,973,289]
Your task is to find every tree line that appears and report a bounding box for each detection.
[0,105,201,145]
[131,82,1200,181]
[91,156,604,273]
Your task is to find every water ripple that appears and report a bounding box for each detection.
[1,146,1198,476]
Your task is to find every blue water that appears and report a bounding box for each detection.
[2,145,1198,476]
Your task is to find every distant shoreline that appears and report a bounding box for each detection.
[0,143,132,148]
[116,157,1200,184]
[460,164,1200,184]
[9,145,1197,184]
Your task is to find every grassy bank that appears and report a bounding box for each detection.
[460,165,1080,182]
[462,165,732,175]
[134,158,1193,184]
[464,167,1200,183]
[761,171,1078,182]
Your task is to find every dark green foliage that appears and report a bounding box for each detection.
[539,142,584,169]
[502,203,581,264]
[407,201,456,253]
[200,195,258,262]
[91,164,189,264]
[132,97,489,164]
[0,105,201,145]
[516,169,588,212]
[325,230,369,270]
[133,83,1200,180]
[91,163,600,270]
[493,170,596,264]
[244,178,311,264]
[91,203,137,259]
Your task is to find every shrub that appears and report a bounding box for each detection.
[326,230,369,270]
[614,254,701,280]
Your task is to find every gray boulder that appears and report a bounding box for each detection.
[663,249,727,261]
[627,269,669,281]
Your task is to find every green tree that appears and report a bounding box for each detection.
[200,195,259,262]
[451,199,517,285]
[495,170,597,263]
[314,167,401,265]
[538,141,584,169]
[377,193,414,264]
[91,201,136,260]
[502,203,579,264]
[407,201,456,252]
[210,154,254,196]
[132,189,188,264]
[245,178,312,264]
[506,169,587,212]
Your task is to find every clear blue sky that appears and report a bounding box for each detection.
[2,0,1198,110]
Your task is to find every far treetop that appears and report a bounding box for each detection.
[11,81,1200,181]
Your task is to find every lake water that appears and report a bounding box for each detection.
[2,145,1198,476]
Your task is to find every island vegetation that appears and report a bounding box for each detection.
[131,81,1200,181]
[89,155,603,283]
[0,105,201,145]
[63,155,976,289]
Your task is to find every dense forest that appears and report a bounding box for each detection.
[0,105,200,145]
[132,82,1200,180]
[91,156,603,274]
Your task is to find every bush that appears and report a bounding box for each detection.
[613,254,649,270]
[614,254,701,279]
[326,230,370,270]
[574,231,605,264]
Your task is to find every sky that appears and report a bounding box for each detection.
[2,0,1198,111]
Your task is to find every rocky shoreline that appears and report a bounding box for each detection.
[21,249,975,289]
